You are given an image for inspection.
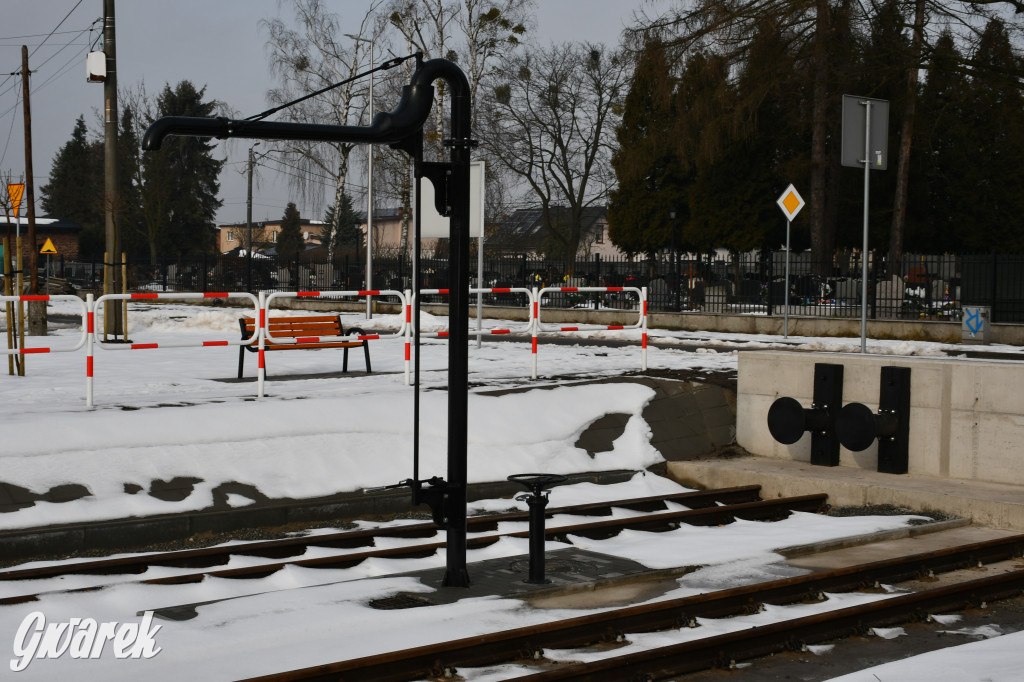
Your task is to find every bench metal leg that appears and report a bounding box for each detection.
[238,346,245,379]
[343,347,349,373]
[362,341,371,373]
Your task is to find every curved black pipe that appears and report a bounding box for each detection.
[142,57,475,588]
[141,57,470,151]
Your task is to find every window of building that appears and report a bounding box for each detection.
[271,231,278,243]
[595,227,604,244]
[227,230,235,242]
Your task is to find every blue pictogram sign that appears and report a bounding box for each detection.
[965,308,984,335]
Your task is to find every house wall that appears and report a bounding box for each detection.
[218,221,327,253]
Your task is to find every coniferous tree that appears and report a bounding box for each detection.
[907,32,969,253]
[608,39,691,258]
[962,19,1024,252]
[277,202,304,262]
[40,116,104,253]
[141,81,224,257]
[116,107,146,258]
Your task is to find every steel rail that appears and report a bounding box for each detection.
[139,495,824,585]
[508,568,1024,681]
[0,486,761,582]
[236,533,1024,682]
[0,493,812,602]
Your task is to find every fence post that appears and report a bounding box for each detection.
[870,251,878,319]
[991,251,998,322]
[767,249,774,316]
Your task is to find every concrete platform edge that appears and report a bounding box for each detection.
[667,456,1024,531]
[0,469,640,561]
[776,518,973,558]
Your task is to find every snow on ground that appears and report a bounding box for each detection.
[0,298,1019,680]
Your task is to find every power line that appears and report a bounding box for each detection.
[0,79,19,168]
[28,0,86,61]
[0,28,89,41]
[0,2,90,100]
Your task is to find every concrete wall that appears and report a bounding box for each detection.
[737,350,1024,486]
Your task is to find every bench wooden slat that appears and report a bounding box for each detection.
[238,314,371,378]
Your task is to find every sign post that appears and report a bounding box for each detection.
[7,183,25,375]
[842,95,889,353]
[776,184,805,338]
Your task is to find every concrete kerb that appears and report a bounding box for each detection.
[667,455,1024,531]
[0,470,639,563]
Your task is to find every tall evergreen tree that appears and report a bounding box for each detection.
[40,116,104,253]
[116,106,146,258]
[277,202,304,262]
[962,19,1024,252]
[608,39,691,258]
[141,81,224,257]
[907,32,969,253]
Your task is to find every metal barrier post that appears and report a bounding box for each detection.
[257,291,266,398]
[531,287,539,380]
[86,293,94,408]
[641,286,648,371]
[404,289,412,386]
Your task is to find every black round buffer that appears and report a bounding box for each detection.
[765,363,845,466]
[507,473,569,584]
[835,403,899,452]
[767,397,832,444]
[835,366,911,474]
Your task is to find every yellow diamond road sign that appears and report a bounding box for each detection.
[777,184,805,221]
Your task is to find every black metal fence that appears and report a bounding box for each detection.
[44,250,1024,323]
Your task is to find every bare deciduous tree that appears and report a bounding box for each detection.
[482,43,627,259]
[261,0,387,221]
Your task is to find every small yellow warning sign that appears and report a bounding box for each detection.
[40,238,57,255]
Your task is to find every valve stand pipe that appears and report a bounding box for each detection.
[508,473,568,584]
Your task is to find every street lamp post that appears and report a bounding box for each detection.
[346,33,375,319]
[246,141,260,292]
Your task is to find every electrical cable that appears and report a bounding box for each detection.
[0,79,19,169]
[244,53,418,122]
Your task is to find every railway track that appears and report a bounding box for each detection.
[239,533,1024,682]
[0,485,826,601]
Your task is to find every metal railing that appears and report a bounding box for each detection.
[42,250,1024,323]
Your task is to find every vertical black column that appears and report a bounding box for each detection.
[442,85,472,588]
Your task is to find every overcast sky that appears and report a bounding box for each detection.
[0,1,660,228]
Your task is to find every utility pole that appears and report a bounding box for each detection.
[21,45,45,336]
[104,0,123,337]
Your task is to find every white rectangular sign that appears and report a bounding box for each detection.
[418,161,484,238]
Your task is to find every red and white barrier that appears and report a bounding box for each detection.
[265,290,409,394]
[533,286,648,378]
[89,292,260,406]
[0,294,89,356]
[407,287,535,384]
[4,286,649,405]
[263,290,409,344]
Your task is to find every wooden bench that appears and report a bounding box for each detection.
[238,314,371,378]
